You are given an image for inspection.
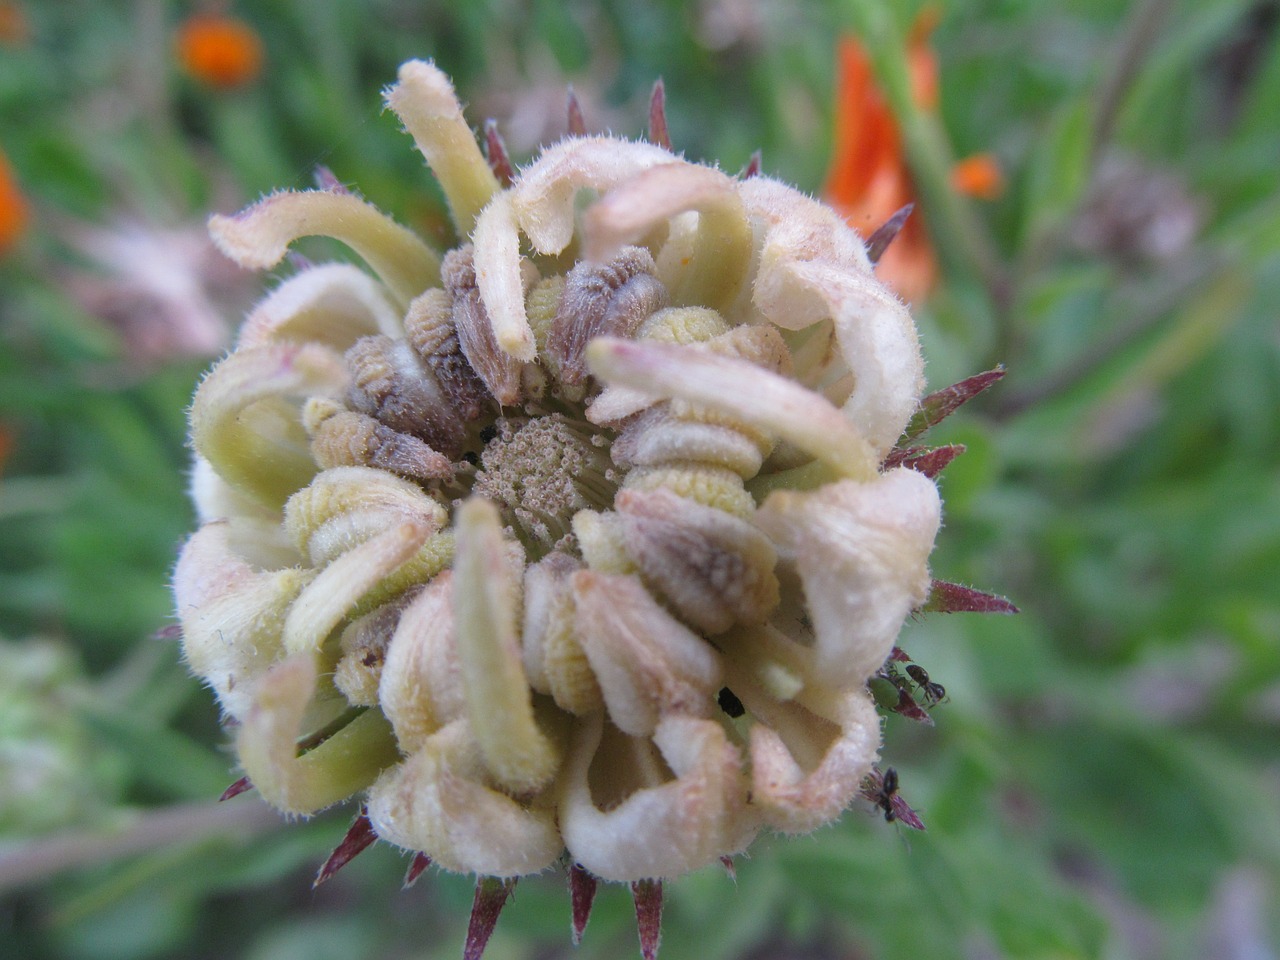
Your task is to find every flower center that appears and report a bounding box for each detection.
[470,411,618,554]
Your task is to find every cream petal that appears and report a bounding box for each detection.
[366,720,562,877]
[378,573,465,753]
[754,468,941,685]
[559,713,755,881]
[190,343,348,509]
[454,498,559,794]
[282,519,434,655]
[173,521,313,720]
[209,190,441,307]
[734,679,882,834]
[237,654,400,816]
[470,192,536,361]
[510,137,678,255]
[384,60,499,238]
[585,337,878,481]
[788,259,924,458]
[582,162,751,313]
[236,263,402,350]
[282,465,447,565]
[570,571,721,737]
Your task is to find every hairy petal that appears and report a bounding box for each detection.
[209,190,441,307]
[385,60,499,238]
[236,264,403,351]
[755,468,940,685]
[366,720,562,877]
[237,654,400,816]
[559,713,756,882]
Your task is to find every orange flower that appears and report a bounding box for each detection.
[824,12,1000,303]
[0,148,30,255]
[175,13,264,89]
[0,1,29,46]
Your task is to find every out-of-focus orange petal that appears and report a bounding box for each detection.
[0,148,30,255]
[0,2,28,47]
[175,14,264,90]
[823,29,936,304]
[950,153,1004,200]
[906,7,941,111]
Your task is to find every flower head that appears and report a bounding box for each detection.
[175,61,1010,959]
[175,13,264,90]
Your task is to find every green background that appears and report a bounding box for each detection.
[1,1,1278,958]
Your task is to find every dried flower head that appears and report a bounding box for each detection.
[174,61,1011,959]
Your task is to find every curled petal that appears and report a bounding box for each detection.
[571,571,722,737]
[209,190,441,307]
[615,488,779,634]
[283,465,447,565]
[237,264,402,351]
[366,720,562,877]
[737,175,870,329]
[510,137,678,255]
[379,573,465,752]
[454,499,559,794]
[734,680,882,834]
[187,457,299,568]
[472,138,676,361]
[237,654,400,816]
[559,713,756,882]
[612,407,764,479]
[282,520,435,655]
[191,343,348,509]
[522,552,602,715]
[385,60,499,238]
[754,468,940,685]
[789,259,924,457]
[583,163,751,313]
[173,521,313,720]
[585,337,878,481]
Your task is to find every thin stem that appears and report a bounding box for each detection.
[0,797,282,894]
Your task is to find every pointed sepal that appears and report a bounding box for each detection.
[902,367,1006,443]
[925,579,1019,614]
[403,852,432,889]
[464,877,517,960]
[739,150,762,180]
[865,203,913,265]
[314,806,377,887]
[566,87,586,136]
[882,443,966,477]
[632,878,663,960]
[483,120,514,187]
[648,79,671,151]
[719,855,736,882]
[569,863,599,945]
[219,776,253,802]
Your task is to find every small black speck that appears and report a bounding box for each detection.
[717,687,745,718]
[479,424,499,444]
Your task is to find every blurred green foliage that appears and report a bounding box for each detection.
[1,1,1278,959]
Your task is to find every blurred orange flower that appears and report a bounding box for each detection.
[824,12,1002,303]
[0,148,30,255]
[175,13,264,89]
[0,1,28,47]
